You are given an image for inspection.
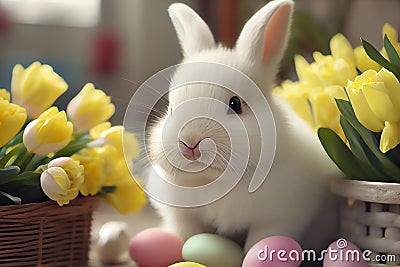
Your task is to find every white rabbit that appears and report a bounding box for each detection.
[146,0,340,253]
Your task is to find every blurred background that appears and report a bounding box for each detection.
[0,0,399,124]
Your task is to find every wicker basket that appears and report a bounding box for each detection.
[331,177,400,267]
[0,197,98,266]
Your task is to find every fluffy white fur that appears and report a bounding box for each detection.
[147,0,340,252]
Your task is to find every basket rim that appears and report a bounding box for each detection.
[0,196,99,211]
[331,176,400,204]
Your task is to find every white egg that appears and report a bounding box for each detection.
[97,221,130,264]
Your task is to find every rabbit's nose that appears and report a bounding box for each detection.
[179,139,201,160]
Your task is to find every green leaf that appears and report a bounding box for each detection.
[0,191,21,205]
[0,125,25,157]
[0,166,20,180]
[362,38,400,78]
[101,186,116,194]
[54,134,92,158]
[0,172,48,203]
[0,171,38,186]
[384,34,400,66]
[23,154,46,172]
[336,99,400,182]
[0,144,26,168]
[318,127,368,179]
[385,145,400,166]
[340,116,388,181]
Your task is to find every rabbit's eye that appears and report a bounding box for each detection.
[228,96,242,114]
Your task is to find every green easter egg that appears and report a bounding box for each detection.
[182,233,244,267]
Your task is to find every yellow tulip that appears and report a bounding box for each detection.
[23,107,73,155]
[40,163,83,206]
[72,142,146,214]
[103,175,146,215]
[275,24,400,152]
[274,81,314,127]
[72,144,118,196]
[355,24,399,72]
[330,33,355,65]
[294,55,321,85]
[346,71,385,131]
[0,89,10,101]
[275,33,358,140]
[274,83,349,141]
[48,157,84,186]
[11,62,68,118]
[89,122,112,139]
[90,123,140,160]
[0,99,27,147]
[67,83,115,132]
[310,91,346,141]
[312,52,357,87]
[346,68,400,152]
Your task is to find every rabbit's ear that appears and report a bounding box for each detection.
[235,0,293,67]
[168,3,215,58]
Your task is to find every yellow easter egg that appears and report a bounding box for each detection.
[169,262,207,267]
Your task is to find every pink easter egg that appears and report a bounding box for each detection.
[242,236,302,267]
[323,238,368,267]
[129,228,184,267]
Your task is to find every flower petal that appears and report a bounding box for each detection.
[333,58,357,86]
[330,33,355,64]
[362,82,400,122]
[354,46,381,72]
[346,84,384,132]
[380,121,400,153]
[382,24,398,49]
[376,68,400,109]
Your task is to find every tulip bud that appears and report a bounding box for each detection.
[346,68,400,152]
[40,166,82,206]
[71,145,117,196]
[11,62,68,118]
[330,33,355,65]
[67,83,115,132]
[48,157,84,186]
[23,107,73,155]
[0,99,27,147]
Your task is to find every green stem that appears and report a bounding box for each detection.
[24,155,46,172]
[0,144,27,168]
[72,131,85,141]
[14,150,32,167]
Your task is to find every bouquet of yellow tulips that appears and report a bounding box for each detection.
[0,62,146,214]
[275,24,400,183]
